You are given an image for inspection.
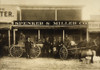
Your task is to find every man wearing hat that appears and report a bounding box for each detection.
[25,36,32,58]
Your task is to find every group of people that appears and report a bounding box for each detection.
[18,32,100,58]
[0,31,99,59]
[20,33,74,58]
[41,35,77,58]
[23,33,78,58]
[42,36,63,57]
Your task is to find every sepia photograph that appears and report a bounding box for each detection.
[0,0,100,70]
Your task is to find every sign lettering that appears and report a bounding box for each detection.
[0,5,17,22]
[14,21,88,26]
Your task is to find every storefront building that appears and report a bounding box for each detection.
[12,6,88,45]
[0,5,17,56]
[0,5,17,48]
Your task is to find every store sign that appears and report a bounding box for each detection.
[88,22,100,32]
[88,22,100,28]
[13,21,88,26]
[0,5,17,22]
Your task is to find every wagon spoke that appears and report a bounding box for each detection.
[10,46,23,57]
[59,46,68,60]
[30,46,41,58]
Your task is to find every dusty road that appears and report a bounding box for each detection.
[0,56,100,70]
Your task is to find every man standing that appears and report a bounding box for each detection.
[25,36,32,58]
[64,34,71,48]
[43,37,51,57]
[56,37,63,58]
[19,32,25,40]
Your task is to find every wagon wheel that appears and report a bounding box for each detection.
[59,46,68,60]
[30,45,41,58]
[10,46,23,57]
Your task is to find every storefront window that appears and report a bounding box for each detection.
[21,10,55,21]
[57,9,82,20]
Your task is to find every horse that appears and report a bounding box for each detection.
[77,40,98,63]
[78,48,94,63]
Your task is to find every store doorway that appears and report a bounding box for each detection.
[0,30,8,57]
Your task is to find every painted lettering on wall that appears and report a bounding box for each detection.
[0,8,14,17]
[0,5,17,22]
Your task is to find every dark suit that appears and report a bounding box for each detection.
[56,41,63,51]
[43,40,51,57]
[25,41,32,58]
[56,41,63,58]
[64,38,71,48]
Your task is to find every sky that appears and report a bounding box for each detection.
[0,0,100,20]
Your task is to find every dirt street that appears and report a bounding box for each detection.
[0,56,100,70]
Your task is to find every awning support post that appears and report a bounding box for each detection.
[80,30,82,41]
[63,30,65,42]
[13,29,16,45]
[38,30,40,40]
[8,30,11,48]
[86,28,89,42]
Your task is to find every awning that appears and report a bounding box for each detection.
[0,22,12,30]
[12,25,87,29]
[88,28,100,32]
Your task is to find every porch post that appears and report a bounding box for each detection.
[80,30,82,41]
[63,30,65,42]
[13,29,16,44]
[38,30,40,40]
[8,30,11,48]
[86,28,89,41]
